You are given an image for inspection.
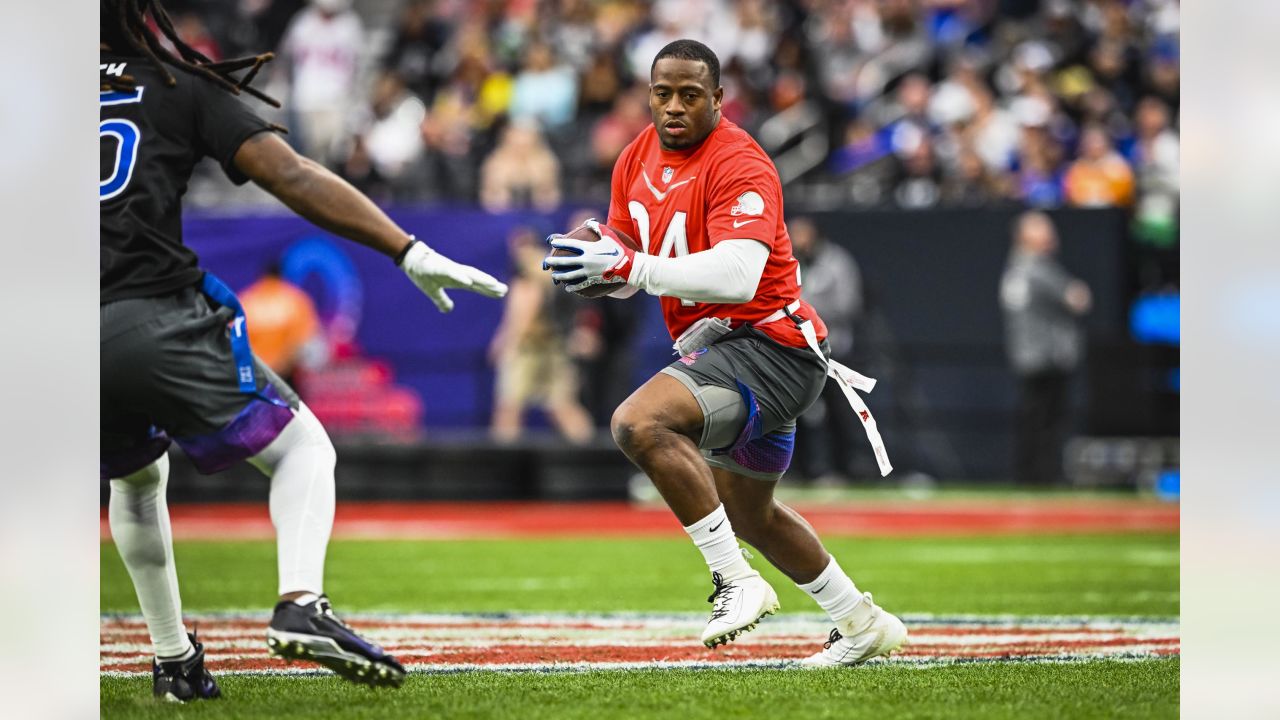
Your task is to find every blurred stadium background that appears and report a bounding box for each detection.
[107,0,1179,500]
[102,2,1179,714]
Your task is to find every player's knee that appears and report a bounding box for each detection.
[611,402,658,457]
[109,454,170,491]
[610,404,639,453]
[249,402,336,476]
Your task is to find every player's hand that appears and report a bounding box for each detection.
[543,219,637,293]
[399,240,508,313]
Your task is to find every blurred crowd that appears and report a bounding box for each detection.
[169,0,1177,240]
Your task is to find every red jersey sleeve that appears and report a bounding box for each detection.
[606,140,638,241]
[704,151,782,249]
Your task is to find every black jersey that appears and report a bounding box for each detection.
[100,51,278,303]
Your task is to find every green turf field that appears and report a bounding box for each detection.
[101,532,1179,718]
[101,660,1180,720]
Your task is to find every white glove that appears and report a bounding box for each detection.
[398,239,508,313]
[542,219,636,293]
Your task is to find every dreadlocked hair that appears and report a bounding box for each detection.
[101,0,282,110]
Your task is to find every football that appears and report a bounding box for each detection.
[552,222,643,298]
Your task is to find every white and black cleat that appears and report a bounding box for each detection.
[701,571,780,649]
[799,593,908,667]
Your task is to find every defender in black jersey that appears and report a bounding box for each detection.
[100,0,506,698]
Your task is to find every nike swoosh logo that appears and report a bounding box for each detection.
[641,163,695,202]
[600,250,619,256]
[810,581,830,594]
[709,520,725,532]
[732,218,759,228]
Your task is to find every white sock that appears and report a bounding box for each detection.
[797,556,865,625]
[108,454,193,659]
[247,403,336,597]
[683,504,754,580]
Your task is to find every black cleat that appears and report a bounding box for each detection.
[267,595,406,688]
[152,632,221,702]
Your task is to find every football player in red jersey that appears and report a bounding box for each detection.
[545,40,904,665]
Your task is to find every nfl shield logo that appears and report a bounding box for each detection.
[662,166,674,184]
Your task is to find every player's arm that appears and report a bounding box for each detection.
[626,240,768,303]
[233,132,506,312]
[235,132,409,257]
[547,155,775,303]
[545,228,768,303]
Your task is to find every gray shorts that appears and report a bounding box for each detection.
[101,285,299,479]
[661,325,829,480]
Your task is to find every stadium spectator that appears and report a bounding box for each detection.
[591,84,652,176]
[489,227,594,444]
[942,148,1009,206]
[1063,124,1135,207]
[168,11,222,61]
[708,0,776,73]
[790,218,866,485]
[337,135,390,201]
[278,0,364,164]
[479,120,562,212]
[382,0,453,102]
[239,263,327,388]
[1013,128,1066,208]
[1127,96,1180,245]
[968,86,1021,175]
[354,72,426,187]
[1142,39,1180,111]
[220,0,305,60]
[578,48,627,119]
[1000,211,1092,486]
[550,0,598,71]
[509,41,580,133]
[1086,37,1139,115]
[892,128,942,209]
[417,41,509,202]
[174,0,1177,212]
[627,7,693,82]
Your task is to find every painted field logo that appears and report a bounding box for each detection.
[100,613,1179,676]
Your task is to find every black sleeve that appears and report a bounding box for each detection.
[190,78,280,185]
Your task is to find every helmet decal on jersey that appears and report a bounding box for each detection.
[730,191,765,217]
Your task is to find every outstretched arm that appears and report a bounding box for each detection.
[234,132,412,258]
[233,132,506,312]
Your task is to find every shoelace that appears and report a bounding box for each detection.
[706,572,738,621]
[316,597,390,656]
[822,628,844,650]
[316,597,357,633]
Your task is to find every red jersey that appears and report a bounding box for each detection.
[608,119,827,349]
